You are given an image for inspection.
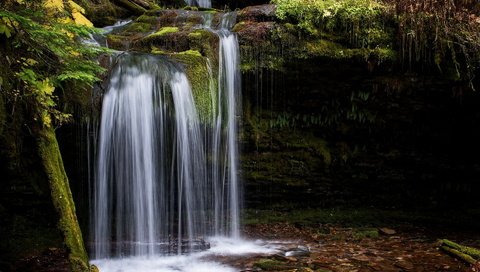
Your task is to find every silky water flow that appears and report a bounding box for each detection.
[91,13,243,264]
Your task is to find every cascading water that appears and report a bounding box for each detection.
[91,12,242,262]
[213,12,242,238]
[185,0,211,8]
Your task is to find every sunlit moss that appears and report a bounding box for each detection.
[178,49,202,57]
[146,26,179,38]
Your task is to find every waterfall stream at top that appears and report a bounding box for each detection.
[88,10,269,272]
[186,0,211,8]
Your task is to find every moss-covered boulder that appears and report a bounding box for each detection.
[101,8,222,119]
[106,9,221,59]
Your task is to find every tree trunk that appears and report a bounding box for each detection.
[441,246,478,265]
[36,126,96,272]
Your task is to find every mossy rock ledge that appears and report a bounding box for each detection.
[105,9,223,122]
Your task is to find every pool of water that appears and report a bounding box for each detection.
[92,237,280,272]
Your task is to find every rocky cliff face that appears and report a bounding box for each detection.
[234,4,480,209]
[97,3,480,210]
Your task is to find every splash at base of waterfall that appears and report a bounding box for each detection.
[92,238,279,272]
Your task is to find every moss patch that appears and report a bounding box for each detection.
[172,52,218,123]
[147,26,179,38]
[254,259,293,271]
[136,14,158,24]
[178,49,202,57]
[123,22,153,34]
[114,0,146,15]
[353,228,380,240]
[106,34,131,50]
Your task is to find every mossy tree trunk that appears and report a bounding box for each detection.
[35,126,95,272]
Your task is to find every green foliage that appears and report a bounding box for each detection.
[396,6,480,85]
[0,5,106,128]
[272,0,390,48]
[271,0,480,84]
[0,3,103,270]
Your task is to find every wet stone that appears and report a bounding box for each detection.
[285,245,311,257]
[96,238,211,256]
[379,228,397,235]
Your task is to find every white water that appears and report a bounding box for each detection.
[94,55,171,258]
[93,238,280,272]
[216,12,242,238]
[91,10,244,270]
[83,20,132,47]
[185,0,211,8]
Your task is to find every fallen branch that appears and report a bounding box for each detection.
[440,239,480,260]
[439,239,480,269]
[441,246,477,265]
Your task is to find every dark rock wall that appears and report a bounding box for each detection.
[212,0,270,9]
[240,56,480,210]
[0,120,64,270]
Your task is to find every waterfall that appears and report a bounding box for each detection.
[185,0,211,8]
[94,54,174,258]
[215,12,241,238]
[92,12,242,260]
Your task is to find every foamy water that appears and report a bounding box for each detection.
[92,238,280,272]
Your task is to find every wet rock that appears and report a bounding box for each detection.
[237,4,276,22]
[285,245,311,257]
[104,238,211,255]
[233,21,275,44]
[379,228,397,235]
[395,260,414,270]
[253,258,294,271]
[352,254,370,262]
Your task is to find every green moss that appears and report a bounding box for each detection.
[272,0,386,36]
[187,29,218,61]
[139,26,183,49]
[254,259,292,271]
[178,49,202,57]
[232,21,246,32]
[183,6,199,11]
[106,34,129,50]
[353,228,379,239]
[136,14,158,25]
[147,26,179,38]
[172,52,217,123]
[36,127,90,272]
[115,0,146,15]
[187,31,203,39]
[124,22,153,34]
[151,46,166,55]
